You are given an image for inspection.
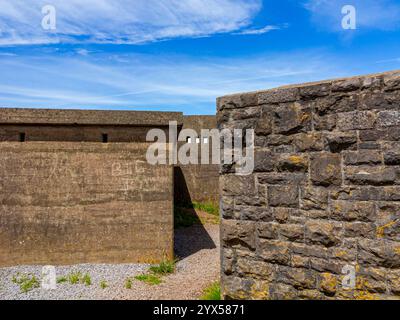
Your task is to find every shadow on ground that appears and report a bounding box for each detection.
[173,167,217,259]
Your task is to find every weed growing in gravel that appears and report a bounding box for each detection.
[125,278,133,289]
[149,259,176,275]
[82,273,91,286]
[134,274,162,285]
[56,276,68,284]
[68,272,82,284]
[12,273,40,293]
[100,280,108,289]
[57,271,92,286]
[200,282,221,300]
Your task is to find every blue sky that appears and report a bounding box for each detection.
[0,0,399,115]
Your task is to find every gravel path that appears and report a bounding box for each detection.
[0,223,220,300]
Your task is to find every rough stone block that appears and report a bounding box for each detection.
[330,200,376,222]
[310,153,342,186]
[257,222,279,239]
[319,273,338,296]
[343,222,375,239]
[239,206,273,222]
[300,186,329,210]
[377,111,400,128]
[325,132,357,153]
[315,94,360,115]
[278,224,304,242]
[384,151,400,165]
[258,87,299,104]
[337,111,377,131]
[275,266,317,290]
[258,172,307,185]
[222,276,266,300]
[293,132,324,152]
[254,149,275,172]
[273,102,311,134]
[276,154,309,172]
[255,106,274,136]
[332,78,361,92]
[268,185,299,208]
[358,239,400,268]
[305,220,341,247]
[299,83,331,99]
[345,166,397,186]
[343,150,382,165]
[313,113,337,131]
[259,239,291,265]
[383,71,400,91]
[220,174,256,196]
[217,92,258,111]
[236,257,274,279]
[221,219,256,250]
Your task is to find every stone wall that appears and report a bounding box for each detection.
[218,70,400,300]
[0,142,173,267]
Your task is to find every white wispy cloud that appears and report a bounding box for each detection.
[0,0,263,45]
[0,51,347,113]
[235,25,282,35]
[304,0,400,31]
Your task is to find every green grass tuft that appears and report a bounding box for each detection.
[67,272,81,284]
[56,271,92,286]
[125,278,133,289]
[12,273,40,293]
[100,280,108,289]
[192,201,219,216]
[149,260,176,275]
[200,282,221,300]
[134,274,162,285]
[56,276,68,284]
[82,273,91,286]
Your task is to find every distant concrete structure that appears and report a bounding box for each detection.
[0,108,218,267]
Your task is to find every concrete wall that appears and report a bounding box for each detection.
[0,142,173,266]
[218,70,400,300]
[0,108,183,143]
[174,115,219,205]
[0,108,219,267]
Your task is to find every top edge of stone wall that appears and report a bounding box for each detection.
[0,107,184,126]
[217,69,400,109]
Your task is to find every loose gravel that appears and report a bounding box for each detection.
[0,223,220,300]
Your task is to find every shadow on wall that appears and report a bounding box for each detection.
[173,166,216,259]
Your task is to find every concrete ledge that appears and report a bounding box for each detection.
[0,108,184,126]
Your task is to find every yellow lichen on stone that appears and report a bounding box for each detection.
[320,273,337,295]
[376,220,396,238]
[335,250,348,258]
[250,281,269,300]
[288,155,304,164]
[354,290,379,300]
[353,277,378,300]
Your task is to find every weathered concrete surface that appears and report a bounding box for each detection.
[0,142,173,266]
[0,108,184,143]
[218,70,400,300]
[175,116,219,205]
[0,108,183,126]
